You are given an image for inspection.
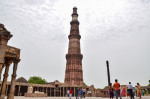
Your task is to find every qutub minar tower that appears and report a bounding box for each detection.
[64,7,83,85]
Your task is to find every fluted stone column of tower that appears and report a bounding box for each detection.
[65,7,83,85]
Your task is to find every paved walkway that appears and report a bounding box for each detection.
[9,96,150,99]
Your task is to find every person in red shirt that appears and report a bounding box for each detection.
[113,79,122,99]
[69,89,73,99]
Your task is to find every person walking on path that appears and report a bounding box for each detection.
[82,88,86,98]
[142,90,145,96]
[109,83,114,99]
[127,82,134,99]
[75,88,79,99]
[137,83,142,98]
[134,86,137,97]
[79,88,83,99]
[67,90,70,97]
[120,87,124,97]
[113,79,122,99]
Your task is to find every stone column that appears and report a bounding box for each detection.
[63,87,64,97]
[7,60,19,99]
[34,87,36,91]
[0,64,4,92]
[0,45,6,82]
[18,85,21,96]
[5,85,8,96]
[0,60,12,99]
[60,87,61,96]
[54,88,55,96]
[50,88,51,96]
[0,64,4,82]
[74,87,75,97]
[36,86,39,91]
[0,23,13,83]
[106,61,111,87]
[42,87,44,92]
[46,87,47,94]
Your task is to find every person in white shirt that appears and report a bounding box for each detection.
[67,90,70,97]
[127,82,134,99]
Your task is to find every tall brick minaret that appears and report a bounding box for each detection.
[64,7,83,85]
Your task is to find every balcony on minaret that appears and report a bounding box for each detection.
[73,7,77,14]
[72,7,78,21]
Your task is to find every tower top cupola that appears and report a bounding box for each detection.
[71,7,79,25]
[72,7,78,17]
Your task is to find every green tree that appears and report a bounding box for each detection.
[83,82,87,86]
[148,80,150,86]
[28,76,47,84]
[104,86,108,89]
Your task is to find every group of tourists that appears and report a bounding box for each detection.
[67,88,87,99]
[109,79,143,99]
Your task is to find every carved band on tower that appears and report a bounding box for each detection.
[64,7,83,85]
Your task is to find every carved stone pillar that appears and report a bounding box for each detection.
[60,87,61,96]
[50,88,51,96]
[18,85,21,96]
[74,87,75,97]
[54,88,55,96]
[42,87,44,92]
[46,87,47,94]
[5,85,8,96]
[0,60,12,99]
[7,60,19,99]
[63,87,64,97]
[0,23,13,82]
[0,64,4,91]
[0,64,4,82]
[37,86,39,91]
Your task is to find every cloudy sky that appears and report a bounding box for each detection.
[0,0,150,88]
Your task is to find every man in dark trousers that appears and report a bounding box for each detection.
[75,88,79,99]
[127,82,134,99]
[113,79,122,99]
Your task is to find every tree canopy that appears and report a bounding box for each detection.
[83,82,87,86]
[104,86,108,89]
[148,80,150,86]
[28,76,47,84]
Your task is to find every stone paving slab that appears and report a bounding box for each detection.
[7,96,150,99]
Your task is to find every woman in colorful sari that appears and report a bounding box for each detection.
[137,83,141,98]
[109,83,114,99]
[123,87,126,97]
[120,87,124,97]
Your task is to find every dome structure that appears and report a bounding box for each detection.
[0,23,12,38]
[16,77,28,83]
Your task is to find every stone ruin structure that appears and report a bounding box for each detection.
[0,7,110,98]
[0,23,20,99]
[5,78,97,97]
[25,85,47,97]
[0,7,112,98]
[65,7,83,85]
[3,7,148,98]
